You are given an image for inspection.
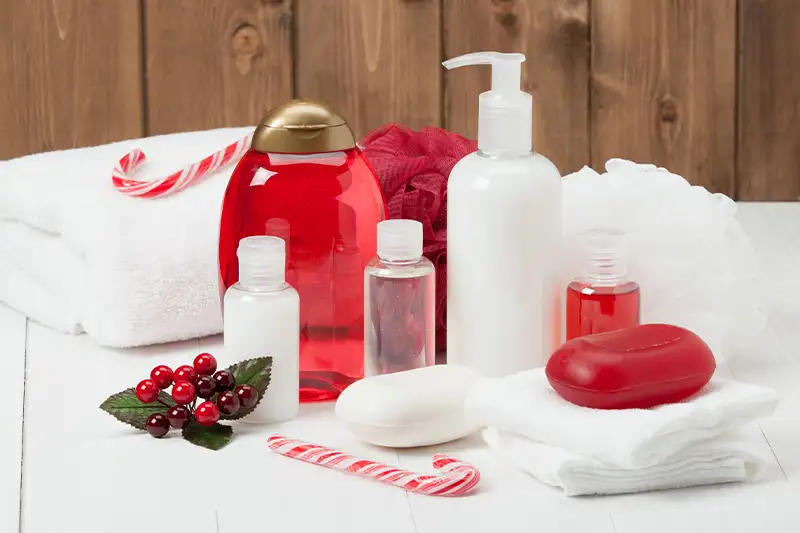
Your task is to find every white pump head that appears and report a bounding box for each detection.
[442,52,531,155]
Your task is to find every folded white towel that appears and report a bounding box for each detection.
[0,127,253,347]
[465,368,778,469]
[483,428,766,496]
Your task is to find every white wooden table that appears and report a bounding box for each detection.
[3,202,800,533]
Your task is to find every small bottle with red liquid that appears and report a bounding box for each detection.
[219,100,386,402]
[566,228,640,341]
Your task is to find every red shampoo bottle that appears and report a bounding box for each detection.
[219,100,386,402]
[566,228,640,341]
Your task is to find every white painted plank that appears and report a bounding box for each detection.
[605,480,800,533]
[197,336,417,533]
[14,202,800,533]
[735,203,800,357]
[396,437,615,533]
[602,204,800,532]
[0,304,26,533]
[214,410,417,533]
[736,202,800,279]
[729,203,800,488]
[732,202,800,390]
[20,324,214,533]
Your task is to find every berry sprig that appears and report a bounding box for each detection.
[100,354,272,450]
[135,354,256,433]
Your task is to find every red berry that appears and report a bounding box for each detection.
[150,365,173,389]
[213,370,235,392]
[174,365,198,385]
[195,402,220,426]
[195,375,216,399]
[217,391,241,416]
[193,353,217,376]
[167,405,190,429]
[146,413,170,438]
[234,385,259,409]
[135,379,159,404]
[172,380,196,405]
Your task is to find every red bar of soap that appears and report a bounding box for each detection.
[545,324,716,409]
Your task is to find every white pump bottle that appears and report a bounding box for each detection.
[443,51,562,377]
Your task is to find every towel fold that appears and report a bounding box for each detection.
[465,368,778,469]
[0,248,82,334]
[0,127,253,347]
[483,428,766,496]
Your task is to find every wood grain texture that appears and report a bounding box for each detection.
[737,0,800,201]
[144,0,293,135]
[295,0,442,140]
[444,0,590,175]
[0,0,143,159]
[591,0,736,194]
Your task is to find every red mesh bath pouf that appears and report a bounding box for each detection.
[361,124,478,352]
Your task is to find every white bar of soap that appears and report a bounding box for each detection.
[335,364,483,448]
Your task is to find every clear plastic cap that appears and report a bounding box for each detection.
[442,51,532,155]
[377,220,423,262]
[237,236,286,289]
[580,228,628,285]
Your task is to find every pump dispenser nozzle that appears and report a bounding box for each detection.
[442,52,531,155]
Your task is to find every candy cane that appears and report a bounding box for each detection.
[267,435,480,497]
[112,133,252,198]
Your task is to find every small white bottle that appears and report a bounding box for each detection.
[224,236,299,423]
[443,51,562,377]
[364,220,436,377]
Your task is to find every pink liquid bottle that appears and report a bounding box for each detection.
[566,228,640,341]
[219,100,386,402]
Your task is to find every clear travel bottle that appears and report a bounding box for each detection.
[224,236,299,423]
[566,228,640,341]
[364,220,436,377]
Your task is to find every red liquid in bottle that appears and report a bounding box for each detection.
[565,280,640,341]
[219,148,385,401]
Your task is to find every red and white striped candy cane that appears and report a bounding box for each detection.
[267,435,480,497]
[112,133,252,198]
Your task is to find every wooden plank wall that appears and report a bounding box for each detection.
[444,0,590,178]
[144,0,293,135]
[0,0,143,156]
[738,0,800,201]
[591,0,737,197]
[0,0,798,200]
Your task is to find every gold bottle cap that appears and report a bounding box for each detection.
[251,99,357,154]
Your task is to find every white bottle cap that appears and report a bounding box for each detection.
[377,220,423,262]
[237,236,286,289]
[443,51,532,156]
[581,228,628,285]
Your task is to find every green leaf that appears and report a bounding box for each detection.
[182,421,233,451]
[220,356,272,420]
[99,388,175,430]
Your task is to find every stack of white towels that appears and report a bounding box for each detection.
[465,368,779,496]
[0,127,253,347]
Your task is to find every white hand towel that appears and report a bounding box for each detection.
[465,368,778,469]
[483,428,766,496]
[0,127,253,347]
[0,249,82,334]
